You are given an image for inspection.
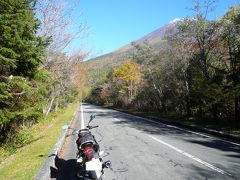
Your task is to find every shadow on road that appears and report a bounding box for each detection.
[87,108,240,154]
[186,138,240,153]
[83,104,240,179]
[50,156,78,180]
[186,164,237,180]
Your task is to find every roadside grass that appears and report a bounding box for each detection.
[0,103,78,180]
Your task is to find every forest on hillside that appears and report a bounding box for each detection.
[0,0,86,147]
[87,1,240,130]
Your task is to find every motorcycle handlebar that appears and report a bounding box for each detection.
[87,125,99,129]
[67,126,99,136]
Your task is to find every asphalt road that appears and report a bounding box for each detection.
[52,103,240,180]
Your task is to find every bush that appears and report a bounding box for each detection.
[6,126,34,148]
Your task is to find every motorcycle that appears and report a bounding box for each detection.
[72,114,111,179]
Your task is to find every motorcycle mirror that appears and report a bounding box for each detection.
[88,114,96,126]
[61,124,69,130]
[90,114,95,120]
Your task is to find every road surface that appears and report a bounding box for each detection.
[51,103,240,180]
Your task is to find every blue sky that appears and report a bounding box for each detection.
[70,0,239,58]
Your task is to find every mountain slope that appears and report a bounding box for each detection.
[117,18,180,52]
[85,19,182,87]
[88,18,182,64]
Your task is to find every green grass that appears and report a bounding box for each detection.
[0,104,78,180]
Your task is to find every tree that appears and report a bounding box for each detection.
[166,27,194,116]
[36,0,88,52]
[179,0,220,80]
[0,0,49,78]
[42,52,84,114]
[35,0,89,113]
[0,0,49,138]
[220,5,240,124]
[176,0,226,120]
[86,62,142,107]
[132,42,164,111]
[113,62,141,101]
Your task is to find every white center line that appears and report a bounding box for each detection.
[149,135,233,177]
[80,103,84,129]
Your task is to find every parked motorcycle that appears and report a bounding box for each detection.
[72,115,111,180]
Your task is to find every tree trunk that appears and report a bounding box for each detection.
[55,98,59,112]
[184,79,191,117]
[147,68,164,111]
[46,96,55,115]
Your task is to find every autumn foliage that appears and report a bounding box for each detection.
[89,62,142,107]
[87,2,240,129]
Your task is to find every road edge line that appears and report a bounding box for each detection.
[110,107,240,146]
[149,135,234,178]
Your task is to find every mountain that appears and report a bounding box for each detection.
[85,19,183,86]
[88,18,183,63]
[135,18,182,44]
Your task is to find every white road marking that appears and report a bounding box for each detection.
[149,135,233,177]
[81,103,84,129]
[117,111,240,147]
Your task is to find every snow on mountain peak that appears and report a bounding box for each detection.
[169,18,184,24]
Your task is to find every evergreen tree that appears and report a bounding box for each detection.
[0,0,49,78]
[0,0,49,138]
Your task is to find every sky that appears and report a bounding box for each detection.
[69,0,239,58]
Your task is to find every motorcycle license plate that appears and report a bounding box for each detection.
[85,158,102,171]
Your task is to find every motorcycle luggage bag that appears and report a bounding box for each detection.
[77,130,96,148]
